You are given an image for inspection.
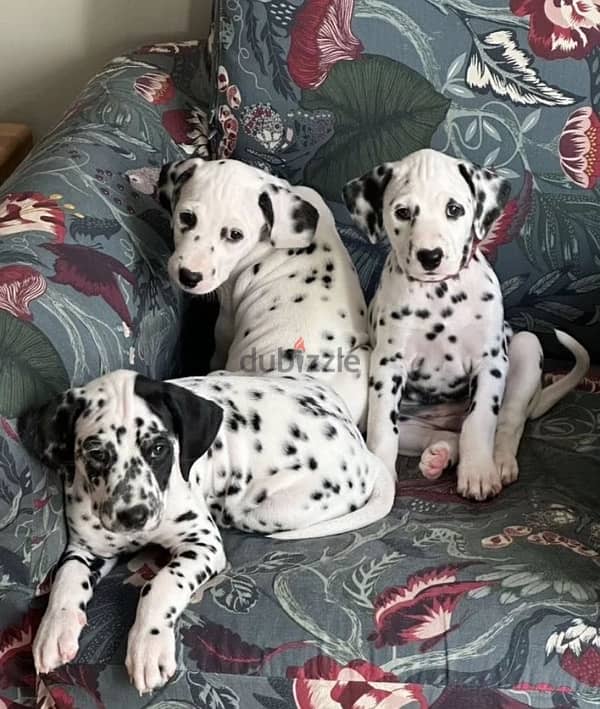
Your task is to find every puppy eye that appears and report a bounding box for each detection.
[86,448,109,466]
[446,202,465,219]
[179,211,196,228]
[228,228,244,242]
[394,206,412,221]
[150,442,168,458]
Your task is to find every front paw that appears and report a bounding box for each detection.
[457,457,502,501]
[33,607,86,674]
[494,446,519,486]
[126,623,177,695]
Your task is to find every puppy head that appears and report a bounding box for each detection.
[18,370,223,534]
[343,148,510,281]
[158,158,320,295]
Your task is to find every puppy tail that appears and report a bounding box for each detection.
[530,329,590,419]
[268,456,396,541]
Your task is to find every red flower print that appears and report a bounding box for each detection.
[217,65,230,92]
[43,665,102,708]
[288,655,427,709]
[511,0,600,59]
[217,105,239,158]
[134,71,175,105]
[430,686,534,708]
[162,109,192,144]
[288,0,363,89]
[559,107,600,188]
[36,684,77,709]
[182,620,276,674]
[227,84,242,109]
[0,265,46,321]
[544,369,600,393]
[480,171,533,263]
[161,108,210,156]
[41,243,136,327]
[0,193,66,242]
[124,547,170,587]
[0,608,42,691]
[546,618,600,686]
[0,418,17,441]
[369,564,491,651]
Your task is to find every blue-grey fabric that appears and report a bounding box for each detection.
[212,0,600,361]
[2,19,600,709]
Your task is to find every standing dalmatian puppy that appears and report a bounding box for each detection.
[343,149,589,500]
[18,370,394,695]
[158,158,370,428]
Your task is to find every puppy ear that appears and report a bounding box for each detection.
[258,184,319,248]
[17,389,86,474]
[135,375,223,482]
[158,158,204,215]
[458,162,511,241]
[342,163,394,243]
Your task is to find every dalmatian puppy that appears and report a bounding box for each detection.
[343,148,589,500]
[158,157,370,428]
[18,369,394,695]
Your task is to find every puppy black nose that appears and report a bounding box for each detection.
[117,505,149,529]
[179,267,203,288]
[416,248,443,271]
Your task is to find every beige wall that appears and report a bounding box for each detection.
[0,0,212,140]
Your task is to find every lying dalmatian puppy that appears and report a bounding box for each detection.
[18,369,394,694]
[343,148,589,500]
[158,157,370,427]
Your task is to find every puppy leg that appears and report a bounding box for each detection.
[34,545,116,674]
[366,345,407,473]
[494,331,543,486]
[457,358,509,500]
[126,523,226,695]
[396,421,459,480]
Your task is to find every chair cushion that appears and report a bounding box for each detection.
[211,0,600,360]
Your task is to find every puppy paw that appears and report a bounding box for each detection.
[457,458,502,501]
[419,441,453,480]
[33,607,86,674]
[494,448,519,486]
[126,624,177,696]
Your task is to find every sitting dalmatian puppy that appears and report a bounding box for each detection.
[343,148,589,500]
[158,157,370,428]
[18,370,394,695]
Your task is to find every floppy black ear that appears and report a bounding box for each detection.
[258,184,319,248]
[342,163,394,243]
[17,389,86,475]
[458,162,511,241]
[158,157,205,215]
[134,375,223,481]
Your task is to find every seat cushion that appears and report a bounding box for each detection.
[14,390,600,707]
[211,0,600,360]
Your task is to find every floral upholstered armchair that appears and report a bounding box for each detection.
[1,2,600,708]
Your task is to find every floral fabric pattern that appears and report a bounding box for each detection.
[2,393,600,708]
[0,41,213,707]
[1,15,600,709]
[213,0,600,360]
